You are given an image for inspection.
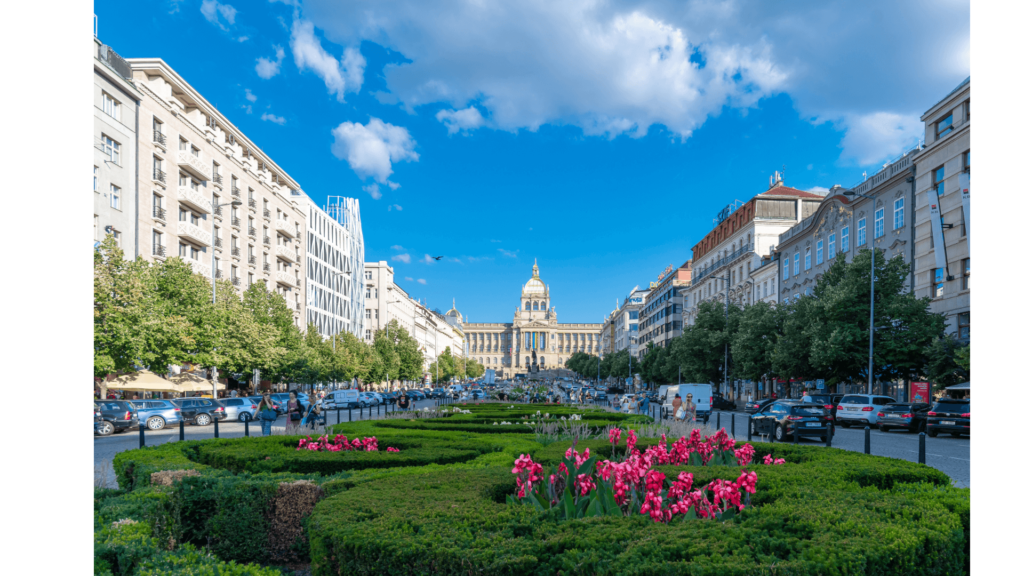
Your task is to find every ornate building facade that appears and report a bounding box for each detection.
[463,260,602,378]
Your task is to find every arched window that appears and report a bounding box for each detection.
[540,356,545,365]
[540,302,546,310]
[533,302,539,310]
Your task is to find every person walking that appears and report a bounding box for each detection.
[256,393,276,436]
[612,394,620,411]
[285,391,303,435]
[671,393,683,422]
[397,391,411,412]
[304,401,325,431]
[683,393,697,423]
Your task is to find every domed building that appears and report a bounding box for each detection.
[463,259,602,378]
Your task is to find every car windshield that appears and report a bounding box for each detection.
[841,396,868,404]
[934,401,969,413]
[793,406,825,416]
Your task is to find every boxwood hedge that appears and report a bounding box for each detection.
[103,403,969,576]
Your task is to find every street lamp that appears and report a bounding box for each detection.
[841,188,877,395]
[210,198,243,399]
[707,274,731,400]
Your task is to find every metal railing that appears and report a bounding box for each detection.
[99,44,133,82]
[263,263,270,272]
[248,198,257,209]
[153,169,166,184]
[231,247,241,257]
[248,255,257,265]
[692,244,754,284]
[231,187,241,198]
[231,217,241,228]
[213,206,222,217]
[214,238,222,248]
[231,277,241,287]
[152,244,166,257]
[248,227,257,237]
[153,132,166,146]
[263,236,271,246]
[213,173,223,185]
[263,208,271,218]
[153,206,166,220]
[215,269,223,279]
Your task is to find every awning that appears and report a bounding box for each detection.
[170,372,226,393]
[107,370,182,393]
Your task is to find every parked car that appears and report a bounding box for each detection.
[594,391,608,402]
[378,392,397,405]
[357,392,379,407]
[218,397,258,422]
[926,399,970,438]
[407,390,427,401]
[744,398,777,414]
[170,397,225,426]
[876,402,931,433]
[711,394,736,411]
[835,394,896,428]
[800,393,844,421]
[133,399,183,430]
[95,400,139,435]
[321,390,359,410]
[750,401,830,441]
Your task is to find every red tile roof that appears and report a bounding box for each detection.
[760,186,826,199]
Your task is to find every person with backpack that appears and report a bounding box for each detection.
[256,393,276,436]
[397,392,411,411]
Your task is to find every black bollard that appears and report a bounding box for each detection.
[826,423,832,447]
[245,418,250,437]
[349,406,352,423]
[918,432,926,465]
[179,417,185,441]
[139,420,146,448]
[747,418,752,442]
[769,426,775,443]
[214,415,219,439]
[731,414,736,438]
[864,426,871,455]
[360,406,363,420]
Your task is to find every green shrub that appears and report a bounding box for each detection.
[137,544,283,575]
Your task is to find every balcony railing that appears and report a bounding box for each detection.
[263,263,270,272]
[153,207,166,221]
[692,243,754,284]
[214,237,222,248]
[248,227,257,237]
[215,269,223,279]
[263,236,271,246]
[231,217,241,228]
[231,247,241,257]
[231,277,241,287]
[231,187,241,198]
[152,244,166,257]
[212,173,223,185]
[186,259,211,278]
[176,150,212,181]
[276,219,297,238]
[153,132,166,147]
[213,206,222,218]
[275,271,298,287]
[177,186,212,214]
[263,208,271,219]
[153,169,166,184]
[177,220,211,246]
[248,198,257,209]
[275,244,297,263]
[248,255,257,265]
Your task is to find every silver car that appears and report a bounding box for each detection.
[836,394,896,428]
[134,399,183,430]
[218,397,258,422]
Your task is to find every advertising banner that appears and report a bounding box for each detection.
[910,382,931,404]
[926,188,949,277]
[958,172,970,254]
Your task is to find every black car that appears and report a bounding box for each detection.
[751,401,830,441]
[800,393,844,421]
[94,400,139,436]
[711,394,736,411]
[926,399,970,438]
[877,403,931,433]
[379,392,397,405]
[170,398,225,426]
[744,398,778,414]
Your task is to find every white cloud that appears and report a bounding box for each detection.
[449,257,462,263]
[244,89,257,102]
[404,276,414,281]
[421,254,436,265]
[242,104,253,114]
[392,253,411,263]
[467,256,493,263]
[808,186,830,194]
[417,278,427,285]
[436,107,485,135]
[388,204,403,211]
[290,19,364,102]
[837,112,922,166]
[390,245,404,250]
[331,118,419,188]
[362,183,383,200]
[261,112,287,125]
[237,36,249,43]
[256,46,285,79]
[498,248,519,258]
[300,0,969,165]
[200,0,236,31]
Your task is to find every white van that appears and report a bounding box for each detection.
[322,389,360,409]
[661,384,713,423]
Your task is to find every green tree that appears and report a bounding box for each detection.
[389,321,425,382]
[733,301,784,383]
[369,324,401,384]
[211,278,283,382]
[925,334,970,390]
[465,358,485,379]
[955,343,970,372]
[671,301,741,386]
[772,298,815,383]
[426,347,461,383]
[241,281,302,385]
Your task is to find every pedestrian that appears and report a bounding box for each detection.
[683,393,697,423]
[285,391,303,435]
[397,391,411,411]
[671,393,683,422]
[612,394,620,411]
[256,393,276,436]
[304,401,325,431]
[230,389,238,398]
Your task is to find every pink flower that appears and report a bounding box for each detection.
[627,429,638,454]
[609,427,622,445]
[734,444,756,466]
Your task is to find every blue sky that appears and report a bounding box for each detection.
[96,0,969,323]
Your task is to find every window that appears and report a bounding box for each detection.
[874,207,884,239]
[366,309,372,319]
[110,228,121,247]
[816,240,823,265]
[934,165,945,196]
[101,135,121,164]
[963,150,970,172]
[109,184,121,210]
[841,227,849,253]
[894,198,905,229]
[932,268,944,298]
[783,258,790,280]
[771,279,775,294]
[935,112,953,139]
[179,138,188,151]
[93,166,98,192]
[153,117,163,137]
[828,234,836,260]
[102,92,120,121]
[957,312,970,340]
[793,252,800,276]
[804,248,811,272]
[179,243,188,257]
[756,285,761,300]
[857,218,866,246]
[961,258,970,290]
[963,99,970,123]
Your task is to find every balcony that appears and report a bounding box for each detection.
[263,208,271,219]
[153,131,167,149]
[286,299,297,311]
[263,236,271,246]
[248,227,257,238]
[213,206,223,220]
[153,169,166,185]
[231,187,241,199]
[276,271,298,287]
[248,255,257,266]
[276,218,297,238]
[186,259,211,278]
[275,244,297,263]
[177,220,211,246]
[215,269,223,279]
[212,173,223,187]
[263,263,270,272]
[214,237,222,249]
[176,150,212,181]
[248,198,257,209]
[153,207,167,221]
[231,247,241,258]
[177,186,212,214]
[231,277,241,287]
[152,244,166,258]
[231,216,241,229]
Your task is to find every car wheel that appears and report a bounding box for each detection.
[96,421,114,436]
[147,416,166,431]
[774,423,785,442]
[195,413,211,426]
[879,426,888,433]
[927,428,938,438]
[239,412,252,423]
[840,421,850,429]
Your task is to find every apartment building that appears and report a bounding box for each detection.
[127,57,307,328]
[292,192,365,338]
[637,262,692,359]
[748,254,779,305]
[913,78,970,339]
[94,38,142,256]
[777,149,918,303]
[686,178,824,325]
[614,287,648,357]
[363,261,417,340]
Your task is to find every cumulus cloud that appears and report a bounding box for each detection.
[362,183,382,200]
[256,46,285,79]
[290,19,365,102]
[261,112,286,125]
[392,253,411,263]
[837,112,922,166]
[808,186,830,194]
[417,278,427,285]
[498,248,519,258]
[390,245,404,250]
[436,106,485,135]
[244,88,257,102]
[449,257,462,263]
[299,0,969,165]
[331,118,419,188]
[200,0,236,31]
[237,36,249,42]
[420,254,436,264]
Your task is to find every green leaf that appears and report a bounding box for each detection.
[720,508,736,521]
[564,491,576,518]
[577,457,596,477]
[576,495,591,518]
[683,508,697,521]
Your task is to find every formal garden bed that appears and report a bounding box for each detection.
[99,404,970,575]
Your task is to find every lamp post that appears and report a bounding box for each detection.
[707,273,731,400]
[210,197,243,400]
[841,188,877,395]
